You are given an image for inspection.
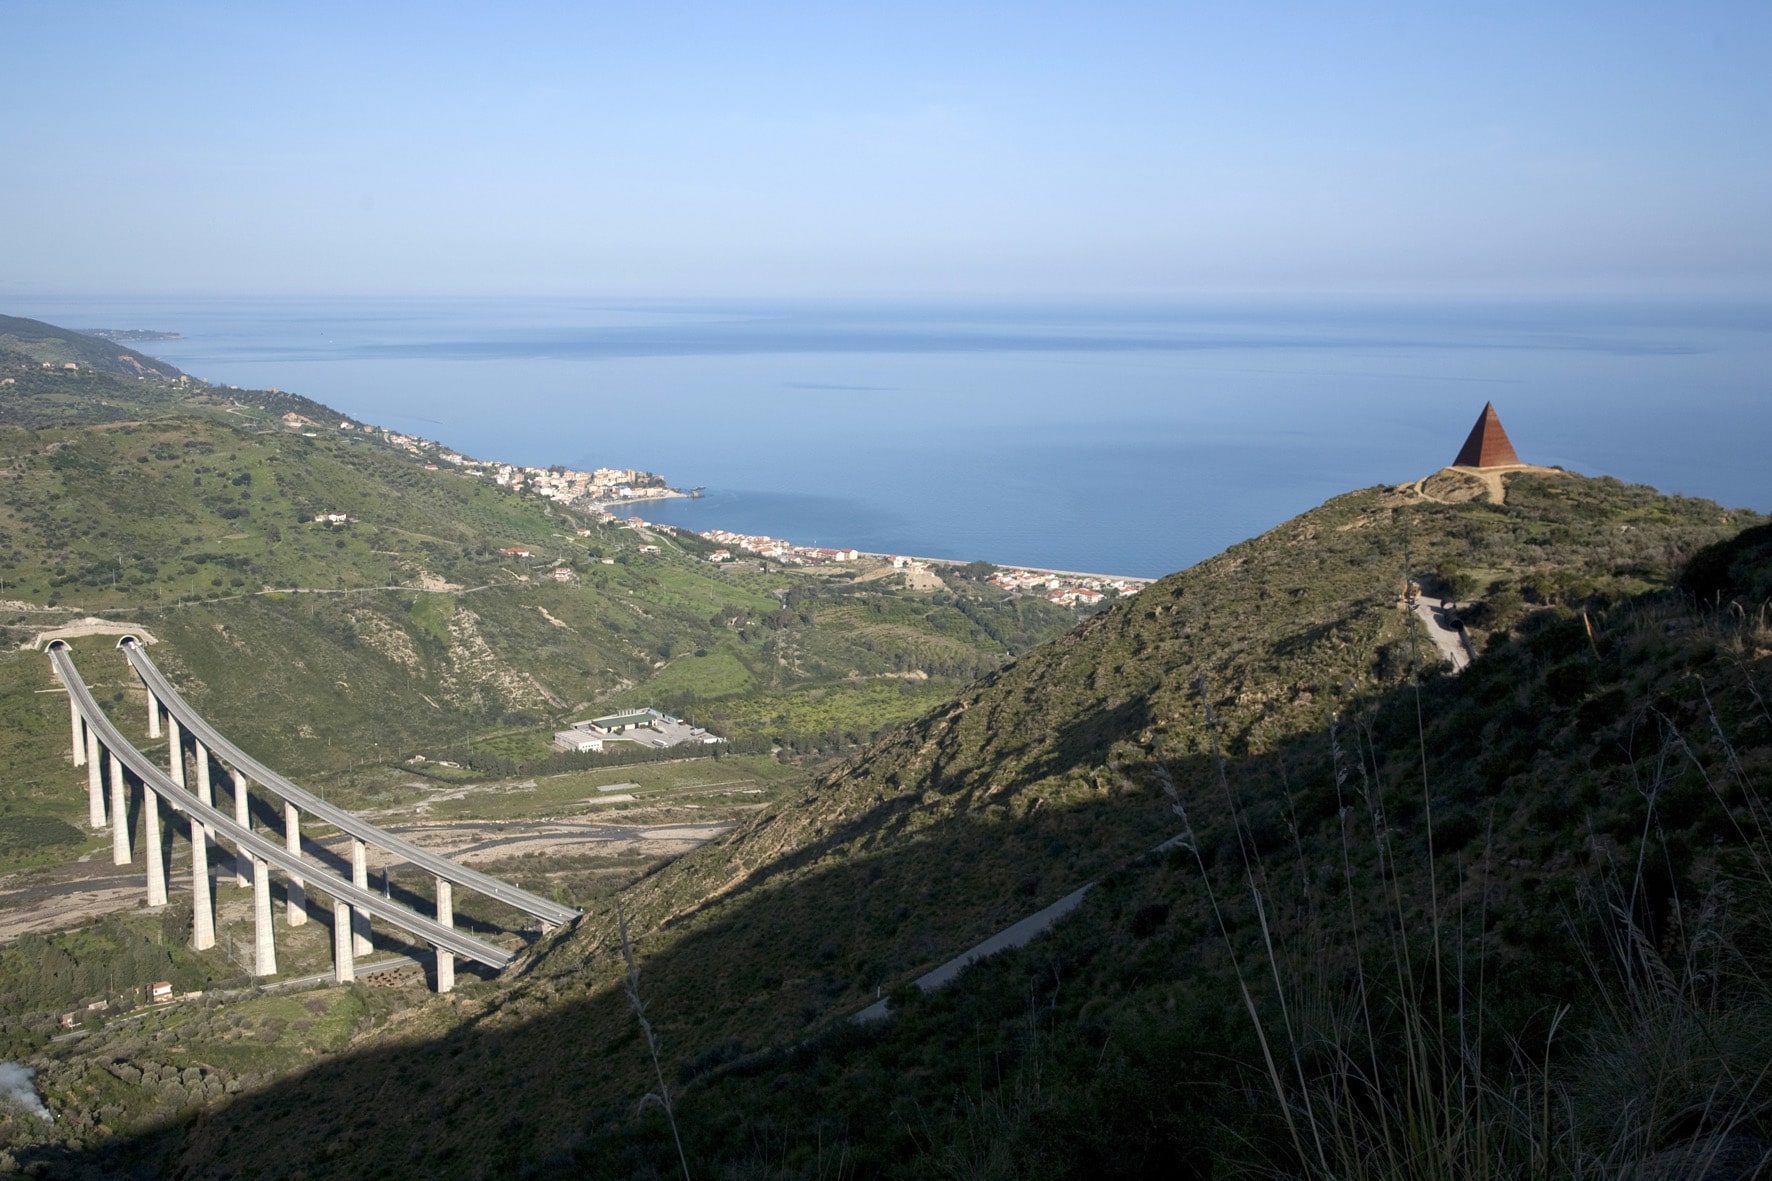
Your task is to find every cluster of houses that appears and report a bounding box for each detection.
[691,525,1145,607]
[552,708,724,753]
[487,464,667,506]
[986,568,1145,606]
[697,528,862,566]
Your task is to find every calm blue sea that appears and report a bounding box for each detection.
[14,295,1771,578]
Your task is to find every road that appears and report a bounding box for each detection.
[1413,596,1473,672]
[853,883,1097,1022]
[53,646,518,967]
[853,830,1193,1023]
[123,641,579,928]
[268,956,416,992]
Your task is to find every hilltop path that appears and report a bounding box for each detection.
[1414,595,1473,671]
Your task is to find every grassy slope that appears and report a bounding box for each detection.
[0,315,184,380]
[627,593,1772,1180]
[0,322,1080,866]
[13,467,1764,1177]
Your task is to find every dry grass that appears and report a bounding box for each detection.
[1195,601,1772,1179]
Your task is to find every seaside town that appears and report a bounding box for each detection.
[278,410,680,508]
[694,526,1149,606]
[287,410,1149,605]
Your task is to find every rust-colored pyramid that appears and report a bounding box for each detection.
[1452,402,1521,468]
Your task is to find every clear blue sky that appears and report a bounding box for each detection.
[5,2,1768,298]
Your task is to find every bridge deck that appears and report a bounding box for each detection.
[120,639,580,928]
[51,646,516,969]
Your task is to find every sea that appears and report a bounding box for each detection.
[14,295,1771,579]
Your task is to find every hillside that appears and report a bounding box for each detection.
[7,461,1765,1177]
[0,316,371,434]
[0,316,184,382]
[0,321,1086,887]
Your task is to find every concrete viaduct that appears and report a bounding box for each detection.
[49,638,581,992]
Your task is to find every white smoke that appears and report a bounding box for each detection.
[0,1062,52,1120]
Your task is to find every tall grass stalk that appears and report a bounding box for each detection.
[1183,610,1764,1170]
[1154,749,1325,1176]
[617,901,692,1181]
[1182,606,1772,1178]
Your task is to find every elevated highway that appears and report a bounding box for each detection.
[49,642,530,988]
[119,637,579,929]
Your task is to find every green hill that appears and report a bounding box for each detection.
[0,316,389,432]
[0,314,185,382]
[8,457,1767,1178]
[0,318,1083,874]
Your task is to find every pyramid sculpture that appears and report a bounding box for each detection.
[1452,402,1521,469]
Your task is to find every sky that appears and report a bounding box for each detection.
[4,2,1770,298]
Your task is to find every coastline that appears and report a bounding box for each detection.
[628,492,1155,585]
[855,550,1153,586]
[588,489,689,511]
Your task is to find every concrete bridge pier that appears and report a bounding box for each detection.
[108,754,130,865]
[350,839,373,955]
[435,878,454,994]
[252,857,277,977]
[232,769,250,887]
[190,814,215,951]
[85,725,105,829]
[194,741,215,843]
[332,900,355,983]
[192,742,223,934]
[146,690,161,739]
[144,785,167,908]
[283,802,307,926]
[69,693,86,766]
[167,716,186,788]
